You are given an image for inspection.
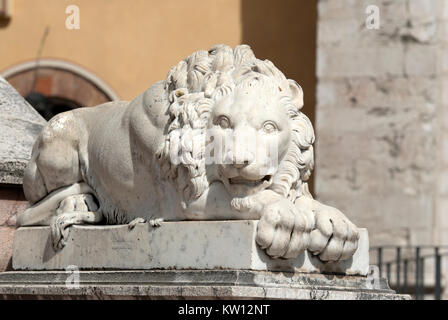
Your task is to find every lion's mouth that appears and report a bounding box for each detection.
[228,175,272,188]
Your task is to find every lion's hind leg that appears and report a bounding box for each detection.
[17,183,104,250]
[51,211,103,250]
[16,182,95,227]
[51,194,103,250]
[23,111,86,205]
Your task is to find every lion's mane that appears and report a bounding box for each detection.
[157,44,315,210]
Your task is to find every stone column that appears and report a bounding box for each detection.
[316,0,448,292]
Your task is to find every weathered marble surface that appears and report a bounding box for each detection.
[0,77,46,184]
[0,270,411,300]
[13,220,369,276]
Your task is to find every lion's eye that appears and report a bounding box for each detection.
[262,121,278,133]
[217,116,231,129]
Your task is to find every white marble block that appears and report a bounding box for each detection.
[13,220,369,275]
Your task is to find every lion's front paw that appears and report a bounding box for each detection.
[256,199,313,259]
[309,206,360,262]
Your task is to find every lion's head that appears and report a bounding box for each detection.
[157,44,315,211]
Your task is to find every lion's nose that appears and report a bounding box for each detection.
[233,161,249,169]
[226,151,254,168]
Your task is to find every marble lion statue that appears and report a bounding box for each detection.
[17,44,359,262]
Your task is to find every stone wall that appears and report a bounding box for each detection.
[316,0,447,247]
[315,0,448,292]
[315,0,448,299]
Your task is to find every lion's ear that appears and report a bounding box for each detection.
[288,79,304,110]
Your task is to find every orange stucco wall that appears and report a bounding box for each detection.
[0,0,242,100]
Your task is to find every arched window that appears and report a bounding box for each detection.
[1,59,119,120]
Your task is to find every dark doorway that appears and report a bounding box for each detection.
[25,92,81,121]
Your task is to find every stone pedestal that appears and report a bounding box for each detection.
[4,220,410,300]
[13,220,369,275]
[0,270,410,300]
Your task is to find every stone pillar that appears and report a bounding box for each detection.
[316,0,446,247]
[316,0,448,292]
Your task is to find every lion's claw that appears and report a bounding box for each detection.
[128,217,163,230]
[308,207,360,262]
[149,217,163,227]
[128,217,146,230]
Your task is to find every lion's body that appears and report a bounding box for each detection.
[22,80,241,225]
[24,81,189,224]
[18,45,360,262]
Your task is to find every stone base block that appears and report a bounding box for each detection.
[13,220,369,276]
[0,270,411,300]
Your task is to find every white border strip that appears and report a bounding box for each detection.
[0,59,120,101]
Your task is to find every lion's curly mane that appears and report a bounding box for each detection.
[157,44,315,209]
